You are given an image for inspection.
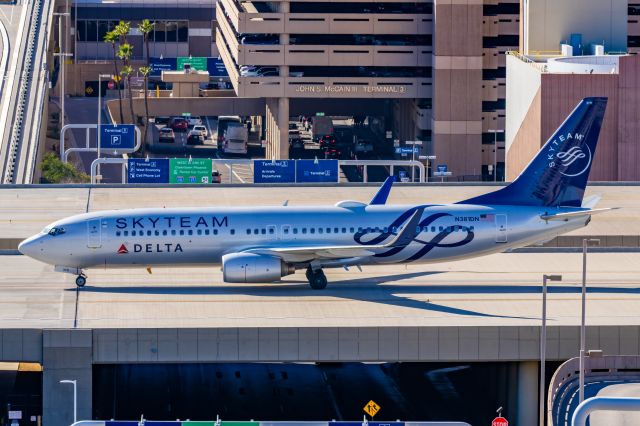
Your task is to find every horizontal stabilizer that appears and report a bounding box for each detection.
[540,208,617,221]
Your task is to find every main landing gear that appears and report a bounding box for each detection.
[306,266,327,290]
[75,274,87,287]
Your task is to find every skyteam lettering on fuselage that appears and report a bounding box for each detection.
[18,98,614,290]
[115,216,228,229]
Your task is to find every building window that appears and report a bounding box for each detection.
[177,21,188,42]
[153,21,166,42]
[166,21,177,42]
[86,20,97,42]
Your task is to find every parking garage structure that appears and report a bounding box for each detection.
[215,0,433,159]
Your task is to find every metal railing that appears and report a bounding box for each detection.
[2,0,47,183]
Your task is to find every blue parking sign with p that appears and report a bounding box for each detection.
[100,124,136,150]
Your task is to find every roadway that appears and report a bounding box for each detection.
[0,184,638,331]
[0,251,639,329]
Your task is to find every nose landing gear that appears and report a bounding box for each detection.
[75,274,87,287]
[306,266,327,290]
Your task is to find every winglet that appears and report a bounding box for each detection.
[369,176,396,205]
[388,207,424,248]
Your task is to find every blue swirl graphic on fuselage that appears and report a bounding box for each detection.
[353,206,475,261]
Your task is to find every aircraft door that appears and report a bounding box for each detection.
[87,218,102,248]
[281,225,291,240]
[495,214,507,243]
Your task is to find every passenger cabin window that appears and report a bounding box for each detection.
[293,228,298,234]
[171,230,176,235]
[230,229,235,235]
[268,228,274,235]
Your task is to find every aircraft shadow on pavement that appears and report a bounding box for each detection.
[64,269,640,320]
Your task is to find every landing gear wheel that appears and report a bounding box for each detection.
[75,275,86,287]
[308,269,327,290]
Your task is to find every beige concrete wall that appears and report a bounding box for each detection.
[505,54,640,182]
[505,53,541,155]
[526,0,628,53]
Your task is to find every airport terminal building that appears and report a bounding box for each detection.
[60,0,520,181]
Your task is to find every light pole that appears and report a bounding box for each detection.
[487,129,504,182]
[97,73,112,182]
[579,238,600,404]
[406,140,422,182]
[419,155,436,183]
[60,379,77,423]
[53,12,72,129]
[540,274,562,426]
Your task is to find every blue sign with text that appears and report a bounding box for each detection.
[296,159,339,183]
[254,160,295,183]
[100,124,136,150]
[207,57,229,77]
[150,57,177,77]
[437,164,448,173]
[127,158,169,183]
[395,147,418,155]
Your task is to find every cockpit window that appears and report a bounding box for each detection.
[48,227,65,236]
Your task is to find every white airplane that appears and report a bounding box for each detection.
[19,98,614,289]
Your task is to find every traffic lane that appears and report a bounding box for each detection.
[2,252,639,329]
[63,97,125,183]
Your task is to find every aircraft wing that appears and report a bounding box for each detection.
[540,208,617,221]
[245,207,424,262]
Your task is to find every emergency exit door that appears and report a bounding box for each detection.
[495,214,507,243]
[87,219,102,248]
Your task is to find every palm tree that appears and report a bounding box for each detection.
[139,66,151,146]
[138,20,154,144]
[138,20,154,65]
[103,30,124,123]
[114,20,131,45]
[117,42,135,123]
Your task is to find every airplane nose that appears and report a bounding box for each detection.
[18,235,40,257]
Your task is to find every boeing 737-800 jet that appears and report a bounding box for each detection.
[19,97,614,289]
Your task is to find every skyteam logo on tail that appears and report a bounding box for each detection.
[557,146,586,167]
[547,132,591,177]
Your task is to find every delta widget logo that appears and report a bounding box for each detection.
[117,244,129,254]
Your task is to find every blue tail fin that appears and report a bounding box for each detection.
[461,97,607,207]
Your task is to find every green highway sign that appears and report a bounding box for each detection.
[177,56,208,72]
[169,158,212,184]
[315,112,325,116]
[181,112,191,117]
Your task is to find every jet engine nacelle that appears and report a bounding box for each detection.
[222,252,295,283]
